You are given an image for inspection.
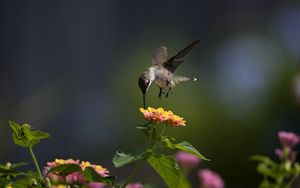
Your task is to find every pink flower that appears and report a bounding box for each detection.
[278,131,300,148]
[275,148,283,159]
[198,169,224,188]
[175,151,200,169]
[66,172,85,184]
[88,182,106,188]
[126,182,143,188]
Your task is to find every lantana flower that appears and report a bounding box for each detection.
[198,169,224,188]
[275,131,300,162]
[139,107,186,127]
[44,159,109,187]
[278,131,300,148]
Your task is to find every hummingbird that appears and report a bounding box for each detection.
[138,40,199,108]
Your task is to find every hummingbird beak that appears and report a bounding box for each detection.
[143,93,146,109]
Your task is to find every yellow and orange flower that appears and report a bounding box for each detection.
[139,107,186,127]
[80,161,109,177]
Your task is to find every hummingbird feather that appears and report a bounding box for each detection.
[173,76,197,84]
[164,40,200,73]
[152,46,168,65]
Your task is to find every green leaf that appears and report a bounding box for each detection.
[0,168,19,174]
[256,163,282,179]
[0,162,28,178]
[259,180,273,188]
[113,151,145,168]
[162,138,209,161]
[9,120,50,148]
[177,173,191,188]
[175,141,209,161]
[31,130,50,140]
[10,162,28,169]
[12,178,32,188]
[83,166,115,185]
[48,164,82,174]
[147,154,180,188]
[11,175,42,188]
[293,162,300,175]
[0,162,28,170]
[250,155,276,166]
[250,155,280,179]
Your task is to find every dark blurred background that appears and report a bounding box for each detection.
[1,1,300,187]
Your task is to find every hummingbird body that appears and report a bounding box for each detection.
[138,40,199,108]
[153,66,173,89]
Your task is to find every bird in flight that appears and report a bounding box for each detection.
[138,40,199,108]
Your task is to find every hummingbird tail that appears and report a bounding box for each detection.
[174,76,197,84]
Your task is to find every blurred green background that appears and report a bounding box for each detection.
[1,1,300,187]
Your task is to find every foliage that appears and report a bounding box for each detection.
[251,131,300,188]
[3,111,207,188]
[3,121,115,188]
[113,107,208,188]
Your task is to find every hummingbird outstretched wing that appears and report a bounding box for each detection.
[163,40,200,73]
[152,46,168,65]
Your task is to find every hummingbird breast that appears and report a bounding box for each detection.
[154,68,174,89]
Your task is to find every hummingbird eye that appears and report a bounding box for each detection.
[145,80,150,86]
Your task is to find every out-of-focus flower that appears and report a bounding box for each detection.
[278,131,300,148]
[275,148,283,159]
[139,107,186,127]
[198,169,224,188]
[45,159,109,186]
[175,151,200,169]
[125,182,143,188]
[51,185,68,188]
[88,182,106,188]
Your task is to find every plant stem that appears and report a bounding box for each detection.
[29,146,43,179]
[149,125,156,148]
[121,124,158,188]
[121,159,145,188]
[288,172,298,187]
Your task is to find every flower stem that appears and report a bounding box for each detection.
[121,124,158,188]
[121,159,145,188]
[29,146,43,179]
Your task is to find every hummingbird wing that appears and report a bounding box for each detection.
[163,40,200,73]
[152,46,168,65]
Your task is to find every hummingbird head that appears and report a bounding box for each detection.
[138,68,156,94]
[138,68,155,108]
[138,73,151,94]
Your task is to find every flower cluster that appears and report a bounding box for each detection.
[139,107,186,127]
[275,131,300,162]
[44,159,109,187]
[198,169,224,188]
